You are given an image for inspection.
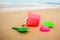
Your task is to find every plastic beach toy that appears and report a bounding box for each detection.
[25,12,40,26]
[43,21,54,28]
[17,27,29,33]
[39,25,50,32]
[12,27,29,33]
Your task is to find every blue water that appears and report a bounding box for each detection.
[0,0,60,4]
[0,0,60,8]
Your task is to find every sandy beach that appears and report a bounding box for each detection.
[0,8,60,40]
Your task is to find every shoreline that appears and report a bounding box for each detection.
[0,7,60,13]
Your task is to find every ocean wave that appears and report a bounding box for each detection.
[0,2,60,8]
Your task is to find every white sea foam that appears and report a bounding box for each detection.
[0,2,60,8]
[0,2,60,13]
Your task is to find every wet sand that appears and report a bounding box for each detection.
[0,8,60,40]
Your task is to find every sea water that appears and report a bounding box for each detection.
[0,0,60,10]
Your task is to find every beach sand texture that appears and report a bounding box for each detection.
[0,8,60,40]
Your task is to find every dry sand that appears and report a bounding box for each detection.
[0,8,60,40]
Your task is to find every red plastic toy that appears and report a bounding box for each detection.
[25,12,40,26]
[39,25,50,32]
